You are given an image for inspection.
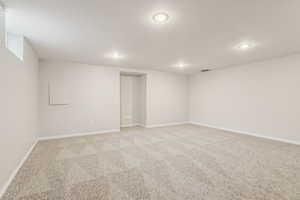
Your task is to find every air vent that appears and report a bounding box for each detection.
[201,69,211,72]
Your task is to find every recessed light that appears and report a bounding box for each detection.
[239,43,250,50]
[175,62,188,69]
[235,41,256,51]
[112,52,121,59]
[106,51,124,60]
[152,12,169,24]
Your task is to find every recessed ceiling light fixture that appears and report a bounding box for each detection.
[112,52,122,59]
[175,62,188,69]
[106,51,124,60]
[235,41,256,51]
[152,12,169,24]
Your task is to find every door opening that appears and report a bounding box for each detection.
[120,73,146,128]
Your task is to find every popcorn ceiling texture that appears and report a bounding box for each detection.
[2,124,300,200]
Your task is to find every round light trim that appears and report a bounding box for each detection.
[106,51,124,60]
[175,62,188,69]
[235,41,256,51]
[239,43,250,50]
[112,52,121,59]
[152,12,169,24]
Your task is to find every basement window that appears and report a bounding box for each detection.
[0,2,5,47]
[6,33,24,61]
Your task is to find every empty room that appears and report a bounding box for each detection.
[1,0,300,199]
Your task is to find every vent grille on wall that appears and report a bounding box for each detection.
[201,69,211,72]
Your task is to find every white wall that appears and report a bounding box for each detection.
[39,61,120,138]
[189,54,300,143]
[120,75,146,127]
[147,71,188,126]
[39,62,189,136]
[0,39,39,194]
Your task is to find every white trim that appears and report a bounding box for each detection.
[121,123,140,128]
[0,140,38,198]
[146,121,188,128]
[39,129,120,141]
[189,121,300,146]
[139,124,146,128]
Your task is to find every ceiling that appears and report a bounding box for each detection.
[3,0,300,74]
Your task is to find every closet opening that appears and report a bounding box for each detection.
[120,72,147,128]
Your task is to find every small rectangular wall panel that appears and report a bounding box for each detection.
[49,81,70,105]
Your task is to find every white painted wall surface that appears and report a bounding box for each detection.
[147,71,188,126]
[40,62,188,136]
[189,54,300,143]
[39,61,120,137]
[0,39,39,194]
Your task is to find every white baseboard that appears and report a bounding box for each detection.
[121,123,139,128]
[189,121,300,146]
[39,129,120,141]
[121,123,147,128]
[146,121,188,128]
[0,140,38,198]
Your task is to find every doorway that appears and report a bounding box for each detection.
[120,73,146,128]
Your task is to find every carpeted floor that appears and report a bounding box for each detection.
[2,124,300,200]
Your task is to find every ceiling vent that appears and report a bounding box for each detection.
[201,69,211,72]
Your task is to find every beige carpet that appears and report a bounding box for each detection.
[2,124,300,200]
